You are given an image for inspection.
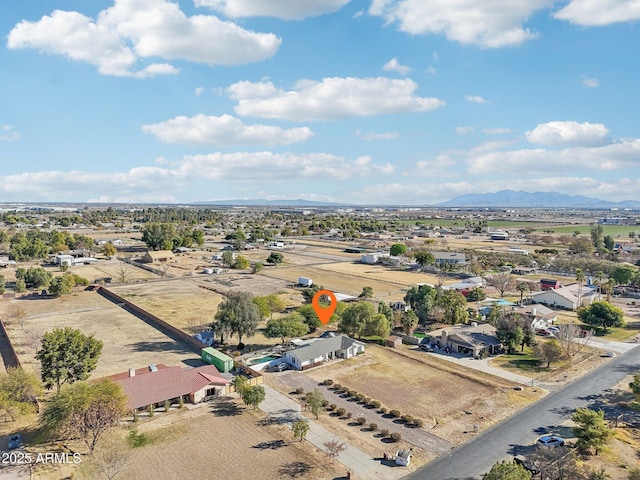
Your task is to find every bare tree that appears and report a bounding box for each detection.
[186,317,208,335]
[555,323,593,359]
[11,305,27,330]
[485,273,515,298]
[323,438,347,463]
[90,432,132,480]
[529,445,582,480]
[25,329,42,354]
[115,264,130,284]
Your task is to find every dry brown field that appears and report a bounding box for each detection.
[302,345,545,445]
[0,290,201,377]
[110,401,342,480]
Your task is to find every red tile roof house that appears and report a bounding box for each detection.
[107,364,230,411]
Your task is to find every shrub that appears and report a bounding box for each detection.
[127,429,150,448]
[380,429,389,437]
[336,408,346,417]
[380,407,388,414]
[164,400,171,412]
[295,387,304,394]
[356,417,366,425]
[179,397,184,409]
[324,379,333,386]
[413,418,424,428]
[328,404,336,411]
[390,432,402,442]
[333,383,342,390]
[369,423,378,431]
[402,415,413,424]
[356,393,365,402]
[322,400,329,407]
[345,412,352,419]
[370,400,381,408]
[389,409,401,418]
[348,390,357,397]
[364,397,371,404]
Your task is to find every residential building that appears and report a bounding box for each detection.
[510,304,557,329]
[284,335,365,370]
[530,284,596,310]
[426,323,501,357]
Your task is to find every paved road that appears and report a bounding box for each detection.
[403,343,640,480]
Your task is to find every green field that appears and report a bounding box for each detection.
[536,224,640,237]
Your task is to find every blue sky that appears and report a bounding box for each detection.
[1,0,639,205]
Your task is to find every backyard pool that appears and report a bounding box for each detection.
[248,355,280,365]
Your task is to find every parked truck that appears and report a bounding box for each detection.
[298,276,313,287]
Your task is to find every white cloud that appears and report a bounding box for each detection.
[580,77,600,88]
[482,127,512,134]
[525,121,609,146]
[179,152,395,180]
[382,58,412,75]
[194,0,351,19]
[142,114,314,146]
[368,0,549,48]
[355,130,399,141]
[227,77,445,121]
[432,52,439,61]
[7,0,281,77]
[456,126,475,135]
[195,87,204,96]
[0,151,394,202]
[413,155,457,174]
[466,138,640,173]
[1,125,20,142]
[465,94,488,104]
[345,176,640,205]
[554,0,640,26]
[425,66,437,75]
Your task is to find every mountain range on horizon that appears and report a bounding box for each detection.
[438,190,640,208]
[196,190,640,209]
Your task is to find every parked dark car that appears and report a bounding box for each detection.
[8,434,23,450]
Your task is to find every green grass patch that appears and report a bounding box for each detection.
[490,348,542,373]
[536,225,640,237]
[413,332,426,338]
[361,335,384,345]
[127,429,151,448]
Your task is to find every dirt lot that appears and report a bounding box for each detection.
[282,345,545,446]
[0,290,201,377]
[113,399,342,480]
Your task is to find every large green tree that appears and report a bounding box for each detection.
[49,273,75,296]
[240,385,266,410]
[264,313,309,344]
[16,266,52,290]
[436,289,468,324]
[41,379,127,453]
[213,291,261,346]
[37,327,103,392]
[404,284,437,322]
[305,389,325,419]
[483,460,531,480]
[339,301,375,338]
[577,301,625,333]
[0,367,43,420]
[389,243,408,256]
[266,252,284,266]
[141,222,177,250]
[533,339,564,368]
[610,264,637,285]
[413,250,435,268]
[364,313,391,338]
[572,408,614,455]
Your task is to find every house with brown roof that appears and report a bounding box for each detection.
[109,364,229,411]
[141,250,175,264]
[510,303,557,329]
[426,323,501,357]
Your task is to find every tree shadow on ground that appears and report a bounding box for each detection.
[127,340,191,354]
[278,461,312,478]
[210,399,242,417]
[253,439,288,450]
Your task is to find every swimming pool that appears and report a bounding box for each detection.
[248,355,279,365]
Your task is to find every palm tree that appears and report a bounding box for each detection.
[594,271,605,301]
[516,282,529,304]
[575,268,586,307]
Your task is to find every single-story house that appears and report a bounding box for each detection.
[426,323,501,357]
[386,335,403,348]
[141,250,175,264]
[109,364,229,411]
[432,251,466,267]
[510,304,557,329]
[284,335,364,370]
[530,284,596,310]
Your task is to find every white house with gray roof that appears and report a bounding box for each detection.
[284,335,365,370]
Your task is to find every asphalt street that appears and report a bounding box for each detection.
[403,344,640,480]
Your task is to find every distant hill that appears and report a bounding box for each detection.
[438,190,640,208]
[194,199,341,207]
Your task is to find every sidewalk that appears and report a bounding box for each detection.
[260,385,408,480]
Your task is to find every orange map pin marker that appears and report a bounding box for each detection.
[312,289,337,325]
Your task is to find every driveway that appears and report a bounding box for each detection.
[260,385,408,480]
[277,372,453,455]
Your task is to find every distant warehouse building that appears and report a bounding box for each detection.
[490,231,509,241]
